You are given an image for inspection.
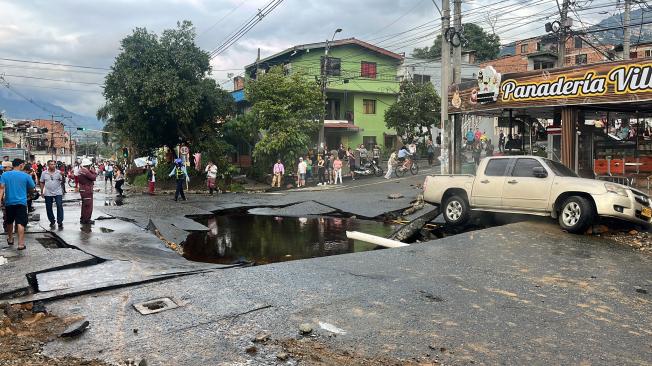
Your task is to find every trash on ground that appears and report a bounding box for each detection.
[61,319,90,338]
[318,321,346,335]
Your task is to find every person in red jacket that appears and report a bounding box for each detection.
[78,158,97,225]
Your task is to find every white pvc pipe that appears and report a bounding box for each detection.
[346,231,410,248]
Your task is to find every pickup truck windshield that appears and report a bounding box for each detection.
[546,159,578,177]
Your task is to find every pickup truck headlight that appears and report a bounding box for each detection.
[605,183,628,197]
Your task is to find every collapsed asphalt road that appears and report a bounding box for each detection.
[1,169,651,365]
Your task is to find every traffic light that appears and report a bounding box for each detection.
[122,147,128,158]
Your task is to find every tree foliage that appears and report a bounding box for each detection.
[384,80,440,143]
[98,21,234,154]
[412,23,500,62]
[245,66,321,170]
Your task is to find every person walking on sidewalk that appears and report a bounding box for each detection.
[114,166,125,197]
[333,156,343,184]
[346,148,356,181]
[272,159,284,188]
[39,160,64,230]
[317,155,326,186]
[169,159,189,201]
[78,158,97,225]
[205,161,218,195]
[426,139,435,166]
[146,163,156,194]
[104,162,114,192]
[297,157,307,188]
[0,159,35,250]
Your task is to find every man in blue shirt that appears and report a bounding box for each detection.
[465,128,475,149]
[0,159,36,250]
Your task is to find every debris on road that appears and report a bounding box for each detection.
[387,193,404,199]
[299,323,313,335]
[318,321,347,335]
[253,333,270,343]
[60,319,90,338]
[276,352,289,361]
[346,231,409,248]
[390,206,440,242]
[401,194,425,216]
[587,224,652,254]
[0,256,7,266]
[635,286,648,294]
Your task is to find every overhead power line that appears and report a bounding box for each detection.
[1,74,104,86]
[0,57,110,70]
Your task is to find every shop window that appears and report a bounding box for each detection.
[361,61,377,79]
[384,135,395,150]
[646,49,652,58]
[575,54,587,65]
[413,74,431,84]
[321,56,341,76]
[520,44,528,54]
[574,37,583,49]
[363,99,376,114]
[363,136,377,150]
[630,51,639,59]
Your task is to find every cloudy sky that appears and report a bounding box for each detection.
[0,0,618,118]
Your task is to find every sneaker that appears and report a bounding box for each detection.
[58,223,63,230]
[49,222,56,228]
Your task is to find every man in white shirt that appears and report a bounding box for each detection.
[297,157,307,188]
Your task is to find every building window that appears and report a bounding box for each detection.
[363,136,377,150]
[363,99,376,114]
[645,49,652,58]
[361,61,377,79]
[413,74,431,85]
[575,37,583,49]
[564,56,572,65]
[536,42,541,51]
[630,51,639,59]
[575,54,587,65]
[534,61,555,70]
[520,44,528,54]
[321,56,341,76]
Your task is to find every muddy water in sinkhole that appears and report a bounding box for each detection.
[183,214,400,265]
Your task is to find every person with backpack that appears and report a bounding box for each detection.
[169,159,189,201]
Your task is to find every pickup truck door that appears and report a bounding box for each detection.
[502,158,554,211]
[471,158,511,208]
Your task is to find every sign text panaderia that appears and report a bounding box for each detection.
[500,63,652,102]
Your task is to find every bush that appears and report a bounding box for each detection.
[131,173,147,187]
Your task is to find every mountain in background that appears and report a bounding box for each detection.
[587,7,652,46]
[0,90,104,130]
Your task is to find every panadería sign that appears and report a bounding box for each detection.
[500,63,652,102]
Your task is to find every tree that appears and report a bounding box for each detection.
[412,23,500,62]
[245,66,321,170]
[384,80,440,143]
[97,21,234,154]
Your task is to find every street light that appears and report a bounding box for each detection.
[318,28,342,152]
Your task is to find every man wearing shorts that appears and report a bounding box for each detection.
[0,159,35,250]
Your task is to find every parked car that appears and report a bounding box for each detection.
[423,156,652,233]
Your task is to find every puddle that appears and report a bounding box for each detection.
[183,214,400,265]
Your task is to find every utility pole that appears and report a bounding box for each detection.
[440,0,451,174]
[558,0,570,67]
[624,0,631,59]
[318,28,342,153]
[452,0,462,174]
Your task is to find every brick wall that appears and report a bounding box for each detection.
[480,55,529,74]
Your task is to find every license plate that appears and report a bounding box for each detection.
[642,207,652,218]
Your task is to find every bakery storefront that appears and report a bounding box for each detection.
[450,60,652,188]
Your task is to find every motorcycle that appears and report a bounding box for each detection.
[353,159,384,177]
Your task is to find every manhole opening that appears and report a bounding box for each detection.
[36,236,66,249]
[133,297,178,315]
[183,213,400,265]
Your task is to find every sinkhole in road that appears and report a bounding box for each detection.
[182,214,401,265]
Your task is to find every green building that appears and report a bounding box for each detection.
[243,38,403,151]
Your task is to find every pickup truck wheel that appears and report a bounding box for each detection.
[442,194,470,226]
[558,196,593,233]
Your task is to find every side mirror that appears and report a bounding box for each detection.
[533,166,548,178]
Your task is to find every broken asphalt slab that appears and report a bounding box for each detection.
[41,220,652,365]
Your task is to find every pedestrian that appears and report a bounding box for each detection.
[426,139,435,166]
[0,159,35,250]
[297,157,307,187]
[146,163,156,194]
[169,158,189,201]
[305,156,313,180]
[372,145,381,166]
[485,139,495,157]
[347,148,356,181]
[358,144,368,165]
[23,165,38,213]
[338,144,346,160]
[474,128,482,142]
[473,141,482,166]
[205,161,218,195]
[39,160,64,229]
[333,156,343,184]
[114,166,125,197]
[36,161,43,179]
[325,153,333,185]
[465,128,475,150]
[385,152,398,179]
[104,162,114,192]
[272,159,284,188]
[73,162,80,192]
[499,130,505,153]
[78,159,97,225]
[317,155,326,186]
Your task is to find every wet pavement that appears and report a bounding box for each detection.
[2,168,651,365]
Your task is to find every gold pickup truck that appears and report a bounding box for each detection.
[423,156,652,233]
